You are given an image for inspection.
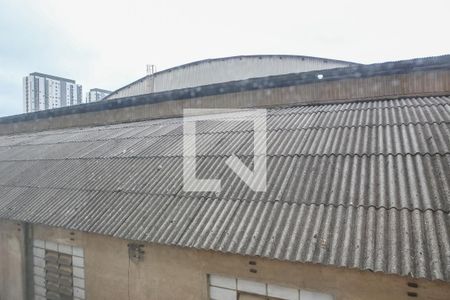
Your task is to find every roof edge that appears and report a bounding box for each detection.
[90,88,112,93]
[2,54,450,125]
[28,72,77,84]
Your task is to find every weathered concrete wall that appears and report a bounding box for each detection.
[1,69,450,135]
[9,223,447,300]
[0,220,25,300]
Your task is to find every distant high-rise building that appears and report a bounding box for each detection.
[86,88,111,103]
[23,72,82,113]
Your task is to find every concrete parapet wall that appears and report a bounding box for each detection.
[0,69,449,135]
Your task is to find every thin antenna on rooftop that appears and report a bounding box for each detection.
[146,64,156,75]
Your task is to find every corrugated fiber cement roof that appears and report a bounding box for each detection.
[0,96,449,282]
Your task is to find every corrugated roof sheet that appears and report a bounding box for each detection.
[0,96,449,282]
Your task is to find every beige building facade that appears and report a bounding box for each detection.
[2,219,450,300]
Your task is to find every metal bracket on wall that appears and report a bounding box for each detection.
[128,243,145,263]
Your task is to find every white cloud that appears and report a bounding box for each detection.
[0,0,449,116]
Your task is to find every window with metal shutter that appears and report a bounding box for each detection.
[208,274,334,300]
[33,240,86,300]
[44,250,74,299]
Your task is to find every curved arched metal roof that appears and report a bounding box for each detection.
[105,55,358,100]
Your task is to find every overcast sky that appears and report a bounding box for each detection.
[1,0,449,117]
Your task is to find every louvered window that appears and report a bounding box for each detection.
[44,250,74,299]
[33,240,86,300]
[208,274,334,300]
